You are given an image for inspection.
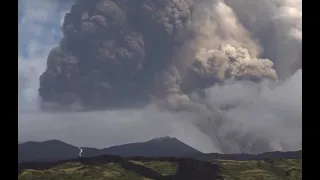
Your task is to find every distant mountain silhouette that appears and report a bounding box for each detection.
[18,137,302,163]
[18,137,201,163]
[101,136,201,157]
[18,140,80,163]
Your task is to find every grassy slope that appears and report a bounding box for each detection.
[215,159,301,180]
[19,162,151,180]
[130,160,178,176]
[18,159,301,180]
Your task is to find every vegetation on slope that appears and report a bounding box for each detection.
[19,162,150,180]
[18,158,301,180]
[215,159,301,180]
[130,160,178,176]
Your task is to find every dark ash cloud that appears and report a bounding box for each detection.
[19,0,302,154]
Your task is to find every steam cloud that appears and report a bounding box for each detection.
[18,0,302,153]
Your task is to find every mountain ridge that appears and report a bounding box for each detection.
[18,137,201,163]
[18,137,301,164]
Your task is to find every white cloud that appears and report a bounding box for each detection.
[18,0,71,111]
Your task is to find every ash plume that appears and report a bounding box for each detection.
[38,0,278,108]
[19,0,302,154]
[223,0,302,80]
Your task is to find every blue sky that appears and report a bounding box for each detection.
[18,0,73,110]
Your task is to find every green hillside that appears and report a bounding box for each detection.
[214,159,301,180]
[19,162,151,180]
[18,158,301,180]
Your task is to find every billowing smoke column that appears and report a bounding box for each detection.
[223,0,302,80]
[37,0,302,153]
[39,0,279,109]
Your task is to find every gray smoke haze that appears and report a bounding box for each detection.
[199,70,301,153]
[18,0,302,153]
[18,107,217,152]
[223,0,302,80]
